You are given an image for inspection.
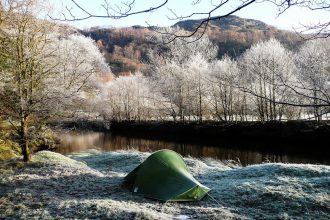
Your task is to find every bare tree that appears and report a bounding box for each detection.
[51,0,169,21]
[53,0,330,41]
[0,0,56,161]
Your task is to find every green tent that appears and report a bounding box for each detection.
[124,149,210,202]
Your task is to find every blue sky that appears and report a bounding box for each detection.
[53,0,330,31]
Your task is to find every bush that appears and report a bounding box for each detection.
[0,120,58,160]
[0,140,20,161]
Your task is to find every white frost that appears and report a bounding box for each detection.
[0,150,329,219]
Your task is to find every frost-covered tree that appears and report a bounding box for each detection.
[148,33,218,121]
[295,38,330,122]
[152,62,188,121]
[208,56,248,121]
[186,54,210,121]
[45,34,111,118]
[240,39,296,121]
[102,74,160,121]
[0,0,110,161]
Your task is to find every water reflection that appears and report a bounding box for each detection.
[55,131,330,166]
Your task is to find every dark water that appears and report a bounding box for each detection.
[55,131,330,166]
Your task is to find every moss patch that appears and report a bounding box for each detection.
[0,121,58,161]
[0,140,19,161]
[0,145,17,161]
[0,121,20,161]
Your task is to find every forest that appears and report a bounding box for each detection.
[99,36,330,123]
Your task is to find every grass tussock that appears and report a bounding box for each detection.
[0,150,329,219]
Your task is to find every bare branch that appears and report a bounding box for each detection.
[49,0,330,41]
[49,0,169,21]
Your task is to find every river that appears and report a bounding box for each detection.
[55,131,330,166]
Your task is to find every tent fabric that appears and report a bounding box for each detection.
[124,149,210,202]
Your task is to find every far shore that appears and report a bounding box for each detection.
[52,120,330,152]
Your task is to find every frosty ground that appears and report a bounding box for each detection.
[0,150,329,219]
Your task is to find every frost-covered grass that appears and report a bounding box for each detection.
[0,150,329,219]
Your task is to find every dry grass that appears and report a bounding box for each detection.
[0,150,329,219]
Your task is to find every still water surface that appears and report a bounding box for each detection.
[55,131,330,166]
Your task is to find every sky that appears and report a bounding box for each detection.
[52,0,330,31]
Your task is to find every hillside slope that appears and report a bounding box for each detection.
[82,15,302,75]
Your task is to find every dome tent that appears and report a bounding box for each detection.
[124,149,210,202]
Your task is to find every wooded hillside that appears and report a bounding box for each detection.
[82,15,302,75]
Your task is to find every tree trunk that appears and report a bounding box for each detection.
[20,115,31,162]
[199,89,202,123]
[21,140,30,162]
[313,88,321,124]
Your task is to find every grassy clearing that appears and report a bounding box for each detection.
[0,150,329,219]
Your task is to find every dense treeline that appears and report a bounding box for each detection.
[97,36,330,123]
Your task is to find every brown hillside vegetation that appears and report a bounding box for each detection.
[82,15,302,75]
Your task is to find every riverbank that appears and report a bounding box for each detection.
[109,121,330,153]
[1,150,329,219]
[50,120,330,146]
[110,120,330,141]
